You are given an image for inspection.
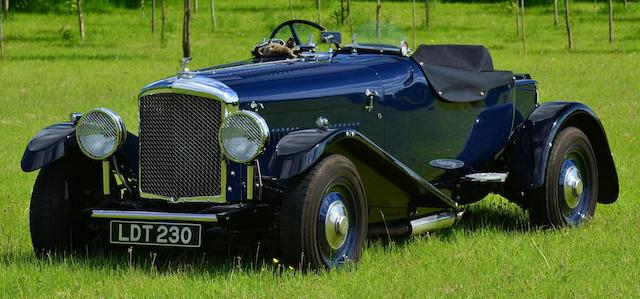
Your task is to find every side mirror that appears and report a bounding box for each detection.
[320,31,341,46]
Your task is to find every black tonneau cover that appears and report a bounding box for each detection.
[411,45,514,102]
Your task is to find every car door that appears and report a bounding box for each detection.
[382,58,514,182]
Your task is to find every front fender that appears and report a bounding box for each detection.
[269,129,458,208]
[21,122,78,172]
[507,102,618,204]
[20,121,140,177]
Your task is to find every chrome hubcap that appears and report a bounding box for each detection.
[562,165,583,209]
[325,200,349,249]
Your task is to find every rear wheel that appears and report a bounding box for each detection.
[29,157,101,256]
[529,127,598,227]
[279,154,367,269]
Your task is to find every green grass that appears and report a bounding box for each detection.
[1,0,639,297]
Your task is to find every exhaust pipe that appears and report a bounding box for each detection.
[368,211,464,238]
[410,211,464,236]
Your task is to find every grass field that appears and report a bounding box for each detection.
[1,0,639,297]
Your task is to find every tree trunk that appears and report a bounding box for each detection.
[3,0,8,13]
[376,0,381,38]
[565,0,572,49]
[161,0,166,44]
[608,0,613,43]
[425,0,430,31]
[152,0,156,33]
[0,14,4,59]
[521,0,526,54]
[553,0,558,27]
[316,0,321,25]
[347,0,353,43]
[593,0,597,19]
[183,0,191,58]
[194,0,198,14]
[210,0,216,31]
[288,0,294,19]
[141,0,145,18]
[77,0,85,41]
[340,0,345,24]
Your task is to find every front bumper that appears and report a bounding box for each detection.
[87,203,276,250]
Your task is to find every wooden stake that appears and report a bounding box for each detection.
[161,0,166,44]
[608,0,613,43]
[565,0,573,49]
[183,0,191,58]
[0,14,4,59]
[376,0,381,38]
[553,0,558,28]
[347,0,353,42]
[288,0,294,19]
[210,0,216,31]
[515,0,521,37]
[316,0,321,25]
[425,0,430,31]
[152,0,156,33]
[521,0,526,54]
[340,0,344,24]
[412,0,416,49]
[77,0,85,41]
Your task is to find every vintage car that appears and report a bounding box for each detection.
[21,20,619,269]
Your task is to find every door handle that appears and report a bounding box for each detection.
[364,89,378,112]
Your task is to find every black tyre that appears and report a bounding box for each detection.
[279,154,368,269]
[529,127,598,227]
[29,157,101,256]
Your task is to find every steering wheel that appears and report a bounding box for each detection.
[269,20,326,47]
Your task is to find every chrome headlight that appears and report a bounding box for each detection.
[218,110,269,163]
[76,108,126,160]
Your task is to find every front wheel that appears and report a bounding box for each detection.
[529,127,598,227]
[29,157,101,256]
[279,154,368,269]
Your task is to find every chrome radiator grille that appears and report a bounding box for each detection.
[139,93,222,199]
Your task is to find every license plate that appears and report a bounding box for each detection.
[110,220,202,248]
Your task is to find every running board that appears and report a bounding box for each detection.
[410,211,464,236]
[91,210,219,222]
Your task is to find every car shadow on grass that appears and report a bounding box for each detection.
[8,199,536,275]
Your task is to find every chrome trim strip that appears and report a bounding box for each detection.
[138,191,226,203]
[139,76,239,104]
[91,210,219,222]
[410,211,464,236]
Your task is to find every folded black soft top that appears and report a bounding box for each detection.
[411,45,514,102]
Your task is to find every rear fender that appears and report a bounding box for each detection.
[506,102,618,204]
